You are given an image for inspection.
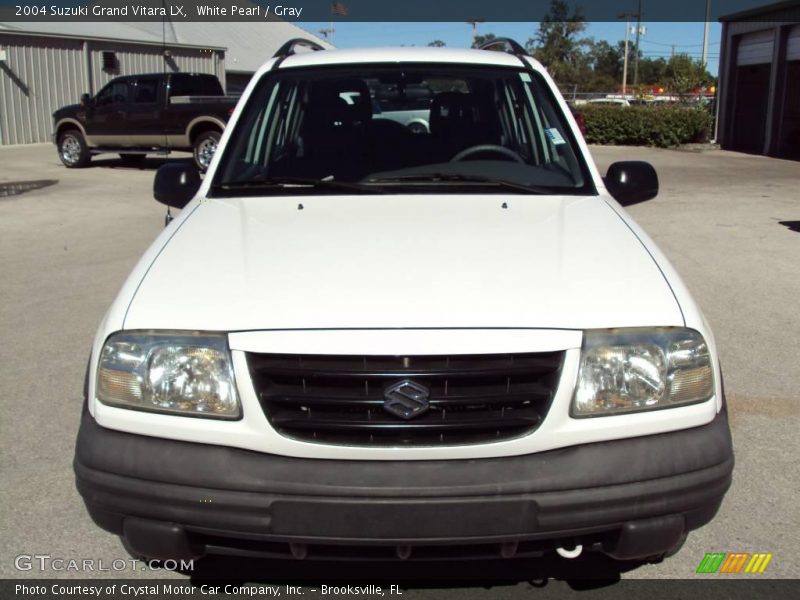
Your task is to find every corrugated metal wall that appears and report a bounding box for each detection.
[88,40,222,94]
[0,34,86,145]
[787,25,800,61]
[736,30,776,66]
[0,33,225,145]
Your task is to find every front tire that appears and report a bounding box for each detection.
[58,130,90,168]
[193,130,221,171]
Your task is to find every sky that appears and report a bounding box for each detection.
[298,21,723,76]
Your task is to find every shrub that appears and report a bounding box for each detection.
[579,105,713,148]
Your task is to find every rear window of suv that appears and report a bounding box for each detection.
[213,64,594,196]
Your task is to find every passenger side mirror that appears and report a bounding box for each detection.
[80,93,93,107]
[154,163,201,210]
[604,161,659,206]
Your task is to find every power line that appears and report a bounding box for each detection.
[641,39,720,47]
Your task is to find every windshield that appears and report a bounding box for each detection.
[212,64,594,196]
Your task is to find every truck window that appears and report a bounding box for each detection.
[132,78,159,104]
[96,81,129,106]
[169,74,223,98]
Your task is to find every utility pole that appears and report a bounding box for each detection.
[633,0,643,87]
[702,0,712,66]
[618,11,639,95]
[619,14,633,94]
[466,19,484,46]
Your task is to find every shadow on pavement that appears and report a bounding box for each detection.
[778,220,800,233]
[0,179,59,197]
[90,156,194,172]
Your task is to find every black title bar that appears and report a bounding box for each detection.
[1,0,799,23]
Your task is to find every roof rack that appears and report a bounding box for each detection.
[272,38,326,59]
[477,37,529,57]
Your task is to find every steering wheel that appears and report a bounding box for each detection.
[451,144,524,163]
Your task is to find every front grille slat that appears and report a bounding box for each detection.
[248,351,564,447]
[270,414,541,432]
[266,388,551,408]
[259,365,556,379]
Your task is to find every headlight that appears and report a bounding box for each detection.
[572,328,713,417]
[96,331,240,419]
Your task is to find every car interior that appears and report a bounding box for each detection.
[218,67,586,191]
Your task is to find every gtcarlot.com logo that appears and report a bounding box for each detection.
[696,552,773,574]
[14,554,194,573]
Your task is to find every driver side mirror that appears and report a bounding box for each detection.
[604,161,659,206]
[154,163,201,210]
[80,93,93,107]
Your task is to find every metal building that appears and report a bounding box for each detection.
[0,20,331,145]
[717,0,800,159]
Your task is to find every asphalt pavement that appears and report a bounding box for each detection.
[0,144,798,591]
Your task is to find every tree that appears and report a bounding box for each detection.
[526,0,589,86]
[637,56,668,87]
[665,54,714,97]
[590,39,622,82]
[428,40,446,47]
[471,33,496,49]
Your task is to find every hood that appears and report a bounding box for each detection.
[53,104,81,118]
[123,194,683,331]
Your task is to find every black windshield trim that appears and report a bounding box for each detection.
[209,62,598,198]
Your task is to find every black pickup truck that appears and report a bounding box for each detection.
[52,73,236,170]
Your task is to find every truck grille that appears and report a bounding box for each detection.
[247,352,564,446]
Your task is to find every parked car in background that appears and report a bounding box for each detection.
[371,82,433,134]
[587,98,631,107]
[52,73,236,170]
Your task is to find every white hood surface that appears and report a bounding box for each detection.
[123,194,683,332]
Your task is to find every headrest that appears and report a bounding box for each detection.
[429,92,480,136]
[307,79,372,127]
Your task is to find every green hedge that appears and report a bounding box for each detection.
[579,105,713,148]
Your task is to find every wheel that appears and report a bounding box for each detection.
[119,153,147,165]
[193,130,221,171]
[407,121,428,135]
[451,144,525,163]
[58,129,91,168]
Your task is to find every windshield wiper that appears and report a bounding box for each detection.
[366,173,556,194]
[214,176,386,194]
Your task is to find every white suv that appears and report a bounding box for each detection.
[75,39,733,566]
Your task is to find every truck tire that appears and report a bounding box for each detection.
[119,153,147,165]
[58,130,91,168]
[193,130,221,171]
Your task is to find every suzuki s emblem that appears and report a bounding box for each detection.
[383,380,430,420]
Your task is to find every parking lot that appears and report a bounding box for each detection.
[0,143,798,588]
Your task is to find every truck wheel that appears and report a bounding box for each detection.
[58,130,91,168]
[193,130,221,171]
[119,153,147,165]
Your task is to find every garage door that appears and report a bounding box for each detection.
[737,30,774,65]
[787,25,800,61]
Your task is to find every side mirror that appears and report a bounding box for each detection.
[604,161,659,206]
[154,163,201,210]
[80,93,92,107]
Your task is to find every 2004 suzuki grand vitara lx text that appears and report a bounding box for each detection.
[74,39,734,566]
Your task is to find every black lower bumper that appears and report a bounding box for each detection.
[74,407,733,562]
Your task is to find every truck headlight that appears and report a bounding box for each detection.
[571,328,713,417]
[96,331,240,419]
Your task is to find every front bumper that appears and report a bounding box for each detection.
[74,406,733,562]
